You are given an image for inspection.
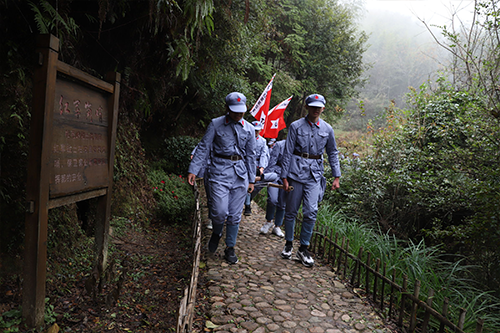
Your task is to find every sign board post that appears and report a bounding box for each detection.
[23,34,120,327]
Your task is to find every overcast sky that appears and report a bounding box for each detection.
[364,0,476,26]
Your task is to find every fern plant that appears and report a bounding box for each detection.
[29,0,78,38]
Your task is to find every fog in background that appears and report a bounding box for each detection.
[339,0,476,131]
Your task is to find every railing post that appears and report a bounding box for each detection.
[327,228,334,264]
[439,297,449,333]
[373,258,380,304]
[331,232,339,267]
[475,318,484,333]
[343,238,350,278]
[398,275,408,328]
[409,279,421,333]
[458,308,467,331]
[389,269,396,319]
[380,262,387,310]
[351,247,363,286]
[337,236,345,274]
[421,288,434,333]
[365,252,371,291]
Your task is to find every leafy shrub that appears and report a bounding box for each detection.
[153,136,199,176]
[324,80,500,295]
[148,168,195,223]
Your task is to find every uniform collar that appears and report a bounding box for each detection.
[305,116,320,128]
[225,114,244,126]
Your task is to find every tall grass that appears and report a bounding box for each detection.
[316,204,500,332]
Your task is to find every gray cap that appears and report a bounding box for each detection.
[225,92,247,112]
[251,121,263,131]
[305,94,326,107]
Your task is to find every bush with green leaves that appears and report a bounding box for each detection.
[324,79,500,294]
[151,136,199,176]
[148,168,195,223]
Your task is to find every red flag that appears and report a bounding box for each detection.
[261,96,292,139]
[250,74,276,124]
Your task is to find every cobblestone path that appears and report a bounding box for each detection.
[201,201,396,333]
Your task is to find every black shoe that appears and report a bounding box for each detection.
[224,247,238,264]
[244,205,252,216]
[281,243,293,259]
[296,247,314,267]
[208,233,221,253]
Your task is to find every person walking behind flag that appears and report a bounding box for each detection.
[244,121,269,216]
[280,94,341,267]
[257,139,286,237]
[188,92,256,264]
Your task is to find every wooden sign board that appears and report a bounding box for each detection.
[23,34,121,328]
[50,76,110,197]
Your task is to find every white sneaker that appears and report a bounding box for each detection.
[260,221,273,234]
[272,226,284,237]
[207,220,213,230]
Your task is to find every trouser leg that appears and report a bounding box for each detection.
[283,179,304,242]
[299,180,322,246]
[225,176,248,248]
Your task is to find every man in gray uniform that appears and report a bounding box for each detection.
[188,92,256,264]
[280,93,341,267]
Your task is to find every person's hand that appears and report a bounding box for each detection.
[187,173,196,186]
[282,178,291,192]
[331,177,340,190]
[248,183,254,193]
[259,167,264,175]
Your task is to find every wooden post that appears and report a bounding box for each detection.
[365,252,371,291]
[373,258,380,304]
[94,71,121,273]
[343,238,350,278]
[475,318,484,333]
[409,279,421,332]
[389,269,396,319]
[337,236,345,274]
[327,228,334,264]
[351,247,363,286]
[439,297,449,333]
[23,34,60,327]
[356,247,364,287]
[458,308,467,330]
[331,232,338,267]
[398,275,408,327]
[421,288,434,333]
[380,262,387,310]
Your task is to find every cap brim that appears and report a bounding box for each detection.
[307,101,325,107]
[228,105,247,112]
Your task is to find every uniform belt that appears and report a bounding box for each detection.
[214,153,243,161]
[293,150,321,159]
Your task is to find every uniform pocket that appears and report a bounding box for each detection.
[317,131,329,150]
